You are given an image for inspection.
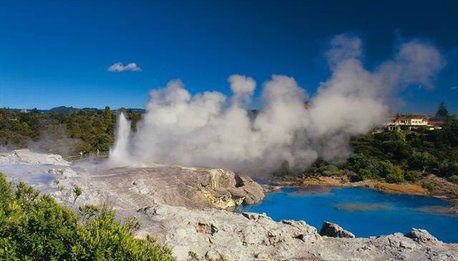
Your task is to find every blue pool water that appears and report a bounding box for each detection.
[238,187,458,243]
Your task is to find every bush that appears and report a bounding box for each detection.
[320,164,341,177]
[94,133,113,151]
[449,175,458,185]
[404,170,423,183]
[386,171,404,183]
[0,173,174,261]
[384,164,405,183]
[422,182,435,191]
[359,168,379,180]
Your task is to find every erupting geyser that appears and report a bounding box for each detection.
[109,112,132,165]
[108,34,444,174]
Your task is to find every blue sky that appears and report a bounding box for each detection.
[0,0,457,113]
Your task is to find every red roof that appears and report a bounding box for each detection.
[427,120,443,126]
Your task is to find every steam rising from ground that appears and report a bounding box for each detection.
[110,35,444,174]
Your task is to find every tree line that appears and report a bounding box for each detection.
[295,103,458,185]
[0,106,141,156]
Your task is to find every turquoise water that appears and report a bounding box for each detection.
[238,187,458,243]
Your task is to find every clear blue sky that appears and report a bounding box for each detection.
[0,0,457,114]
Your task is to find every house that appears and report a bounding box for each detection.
[426,120,443,130]
[386,115,429,131]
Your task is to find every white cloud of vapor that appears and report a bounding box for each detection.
[109,34,445,175]
[108,62,142,72]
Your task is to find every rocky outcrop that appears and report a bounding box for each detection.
[80,165,264,210]
[406,228,440,244]
[133,202,457,261]
[424,174,458,199]
[199,168,265,208]
[0,149,70,166]
[0,151,456,261]
[319,221,355,238]
[136,203,321,260]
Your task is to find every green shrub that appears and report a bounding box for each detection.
[449,175,458,185]
[188,251,199,260]
[320,164,341,177]
[404,170,423,183]
[0,173,174,261]
[385,165,405,183]
[73,185,83,205]
[386,171,404,183]
[359,168,379,180]
[422,182,435,191]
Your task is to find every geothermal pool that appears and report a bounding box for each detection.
[238,187,458,243]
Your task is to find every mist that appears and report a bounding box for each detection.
[109,34,444,174]
[28,124,81,157]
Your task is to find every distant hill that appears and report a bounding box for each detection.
[48,106,81,114]
[113,108,145,113]
[44,106,145,114]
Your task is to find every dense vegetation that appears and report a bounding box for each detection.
[0,107,142,157]
[303,119,458,185]
[1,103,456,185]
[0,173,174,260]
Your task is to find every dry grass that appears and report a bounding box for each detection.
[368,181,428,195]
[302,176,347,186]
[302,176,428,196]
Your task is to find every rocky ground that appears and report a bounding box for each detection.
[0,149,457,260]
[86,165,264,210]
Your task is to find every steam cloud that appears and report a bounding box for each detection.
[109,35,444,175]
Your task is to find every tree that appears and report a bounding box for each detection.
[103,106,113,130]
[435,101,449,121]
[94,133,113,152]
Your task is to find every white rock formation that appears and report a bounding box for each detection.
[0,149,70,166]
[0,151,456,260]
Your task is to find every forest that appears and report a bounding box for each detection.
[0,106,141,157]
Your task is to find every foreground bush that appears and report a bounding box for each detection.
[0,173,174,260]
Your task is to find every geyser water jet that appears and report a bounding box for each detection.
[109,112,132,166]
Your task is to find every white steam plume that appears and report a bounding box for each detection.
[110,112,131,165]
[109,35,445,174]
